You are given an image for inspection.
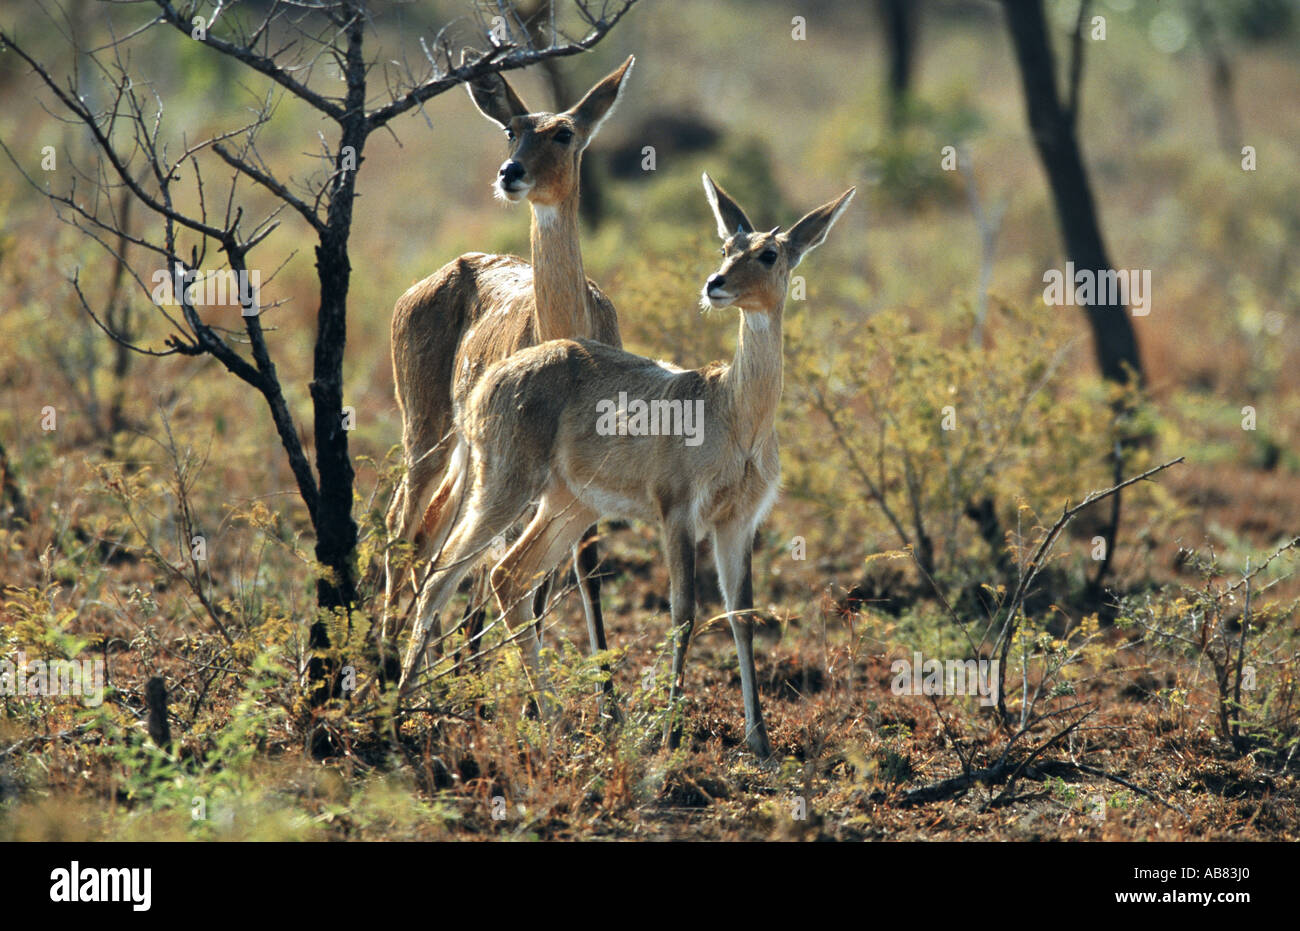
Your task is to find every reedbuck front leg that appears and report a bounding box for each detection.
[663,517,697,749]
[713,521,772,758]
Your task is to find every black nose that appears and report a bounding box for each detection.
[707,274,726,291]
[499,161,526,185]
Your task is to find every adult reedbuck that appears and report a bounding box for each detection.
[384,57,634,677]
[399,174,854,758]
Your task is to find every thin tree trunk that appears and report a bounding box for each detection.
[308,228,359,711]
[305,15,366,720]
[879,0,918,129]
[1002,0,1145,610]
[0,439,29,527]
[1002,0,1143,386]
[1191,0,1243,155]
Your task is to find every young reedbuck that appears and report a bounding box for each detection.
[385,57,634,671]
[399,174,854,758]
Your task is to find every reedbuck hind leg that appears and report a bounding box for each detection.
[574,525,620,721]
[490,490,598,721]
[382,430,455,648]
[712,521,772,758]
[453,567,548,674]
[455,570,492,670]
[399,467,524,694]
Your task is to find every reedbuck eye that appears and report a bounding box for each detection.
[505,127,516,142]
[553,128,574,145]
[759,250,778,266]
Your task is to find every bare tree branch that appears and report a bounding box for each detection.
[151,0,348,119]
[366,0,639,129]
[993,457,1185,721]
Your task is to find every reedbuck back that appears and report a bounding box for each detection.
[384,57,634,686]
[400,174,854,757]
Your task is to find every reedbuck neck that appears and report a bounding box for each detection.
[529,195,591,340]
[722,299,786,452]
[469,55,634,343]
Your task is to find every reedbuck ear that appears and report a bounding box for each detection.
[566,55,634,143]
[780,188,855,268]
[702,172,755,241]
[466,64,530,129]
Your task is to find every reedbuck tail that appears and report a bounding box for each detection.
[413,439,472,585]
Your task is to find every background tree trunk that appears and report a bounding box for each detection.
[1002,0,1145,609]
[879,0,919,129]
[1002,0,1143,386]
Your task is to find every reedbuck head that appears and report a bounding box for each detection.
[467,56,634,207]
[701,172,855,315]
